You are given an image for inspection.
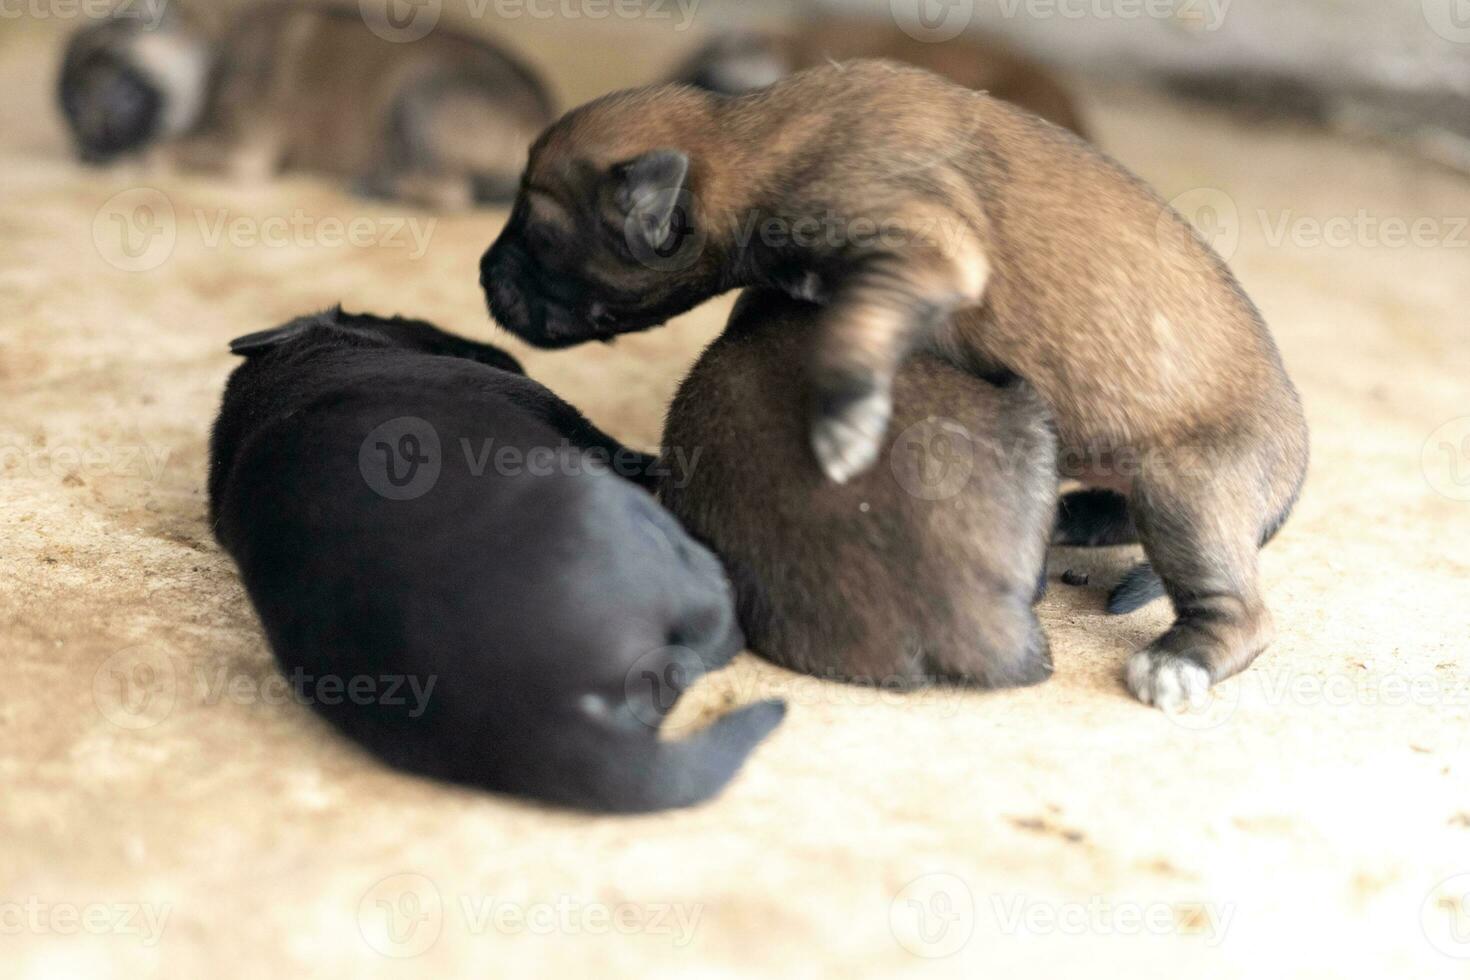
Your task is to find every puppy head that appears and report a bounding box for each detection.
[58,14,210,163]
[230,307,525,375]
[479,89,725,349]
[671,32,791,96]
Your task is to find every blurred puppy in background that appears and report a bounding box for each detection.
[660,289,1058,690]
[667,14,1088,138]
[58,3,554,207]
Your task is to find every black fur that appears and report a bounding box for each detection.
[1054,488,1165,614]
[1053,488,1139,547]
[1107,562,1168,615]
[208,308,783,812]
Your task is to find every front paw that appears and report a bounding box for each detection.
[810,388,892,484]
[1125,649,1211,713]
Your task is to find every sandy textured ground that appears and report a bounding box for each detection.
[3,10,1470,979]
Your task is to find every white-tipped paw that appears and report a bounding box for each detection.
[811,390,891,484]
[1125,650,1211,713]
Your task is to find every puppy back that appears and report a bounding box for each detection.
[660,291,1056,685]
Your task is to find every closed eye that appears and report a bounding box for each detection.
[523,191,575,255]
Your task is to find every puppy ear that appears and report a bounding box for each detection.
[229,308,340,356]
[228,322,309,356]
[613,149,690,253]
[471,344,525,375]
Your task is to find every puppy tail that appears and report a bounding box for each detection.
[1107,561,1168,614]
[536,699,787,814]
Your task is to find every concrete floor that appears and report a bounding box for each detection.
[3,11,1469,979]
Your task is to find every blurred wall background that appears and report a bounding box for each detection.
[8,0,1469,169]
[727,0,1470,167]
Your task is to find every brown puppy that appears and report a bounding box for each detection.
[660,289,1057,689]
[479,61,1310,711]
[59,3,553,207]
[667,16,1088,138]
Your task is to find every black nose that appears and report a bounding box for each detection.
[481,248,535,336]
[478,240,502,289]
[481,237,526,290]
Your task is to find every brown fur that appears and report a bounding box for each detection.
[659,289,1057,689]
[61,3,553,207]
[479,60,1310,709]
[667,16,1088,138]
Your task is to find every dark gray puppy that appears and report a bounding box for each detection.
[659,290,1057,689]
[209,308,783,813]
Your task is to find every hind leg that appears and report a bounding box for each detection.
[928,593,1053,689]
[1124,439,1285,711]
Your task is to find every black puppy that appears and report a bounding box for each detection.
[208,308,784,813]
